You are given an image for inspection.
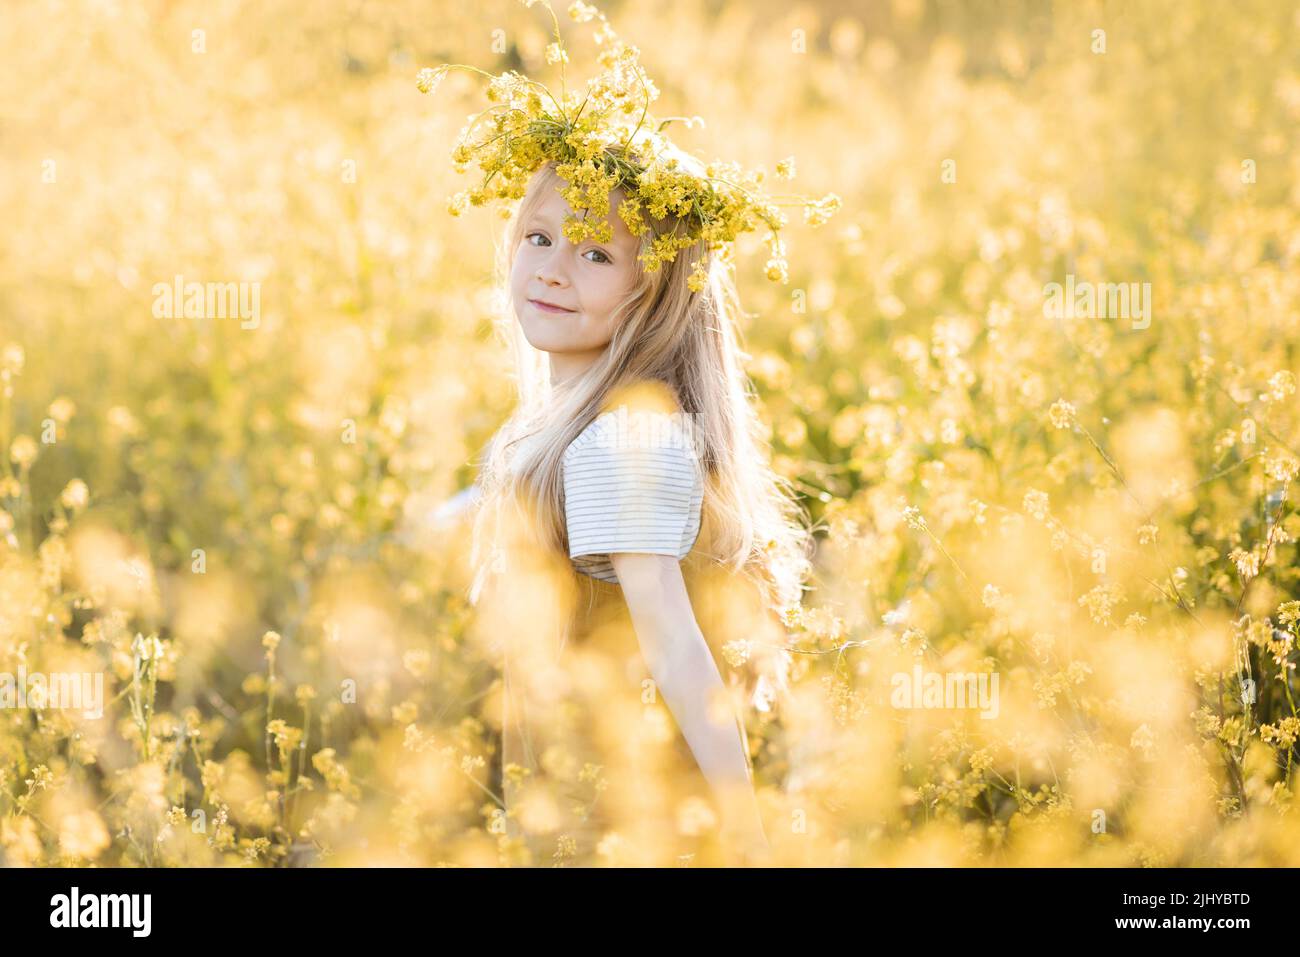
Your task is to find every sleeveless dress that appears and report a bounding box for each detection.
[494,401,773,867]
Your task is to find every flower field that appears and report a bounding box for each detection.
[2,0,1300,866]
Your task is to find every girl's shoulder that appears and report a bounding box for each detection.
[563,378,699,462]
[563,407,697,459]
[560,383,705,582]
[559,403,702,582]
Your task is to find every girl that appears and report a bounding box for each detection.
[458,157,816,867]
[419,0,839,866]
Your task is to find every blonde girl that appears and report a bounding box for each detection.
[419,0,839,867]
[453,154,817,867]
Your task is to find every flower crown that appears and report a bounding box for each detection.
[416,0,841,292]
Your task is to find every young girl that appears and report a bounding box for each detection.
[419,0,839,867]
[458,159,820,867]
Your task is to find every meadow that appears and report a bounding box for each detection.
[2,0,1299,866]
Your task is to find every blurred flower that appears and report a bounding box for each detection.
[1048,400,1076,430]
[882,600,911,626]
[1266,370,1296,401]
[722,639,752,667]
[48,396,76,423]
[901,505,926,531]
[1022,489,1049,520]
[60,478,89,510]
[58,810,110,861]
[1,343,23,376]
[416,66,447,94]
[403,649,431,677]
[9,435,38,469]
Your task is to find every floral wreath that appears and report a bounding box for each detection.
[416,0,842,292]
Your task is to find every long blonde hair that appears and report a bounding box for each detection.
[468,159,813,632]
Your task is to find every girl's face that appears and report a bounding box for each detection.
[510,183,643,377]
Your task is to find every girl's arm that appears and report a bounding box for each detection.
[609,551,771,863]
[392,480,482,552]
[431,481,482,528]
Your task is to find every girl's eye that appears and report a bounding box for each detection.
[525,231,609,264]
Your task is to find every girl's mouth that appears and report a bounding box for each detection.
[529,299,576,314]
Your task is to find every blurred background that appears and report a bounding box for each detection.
[2,0,1300,865]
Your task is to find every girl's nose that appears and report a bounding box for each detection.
[536,252,569,286]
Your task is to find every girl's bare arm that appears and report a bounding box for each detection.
[433,481,481,527]
[609,551,769,858]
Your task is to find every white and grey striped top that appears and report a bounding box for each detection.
[562,410,704,585]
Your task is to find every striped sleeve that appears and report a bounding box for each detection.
[563,412,702,566]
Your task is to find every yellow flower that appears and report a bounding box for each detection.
[1279,601,1300,628]
[402,649,431,678]
[242,673,266,695]
[392,700,418,725]
[262,630,282,653]
[722,639,752,667]
[312,748,361,798]
[415,66,446,95]
[418,1,839,285]
[902,505,926,530]
[804,193,842,226]
[133,632,165,661]
[1266,370,1296,401]
[765,258,789,283]
[60,478,89,510]
[779,603,805,628]
[9,435,38,469]
[266,719,302,752]
[1047,399,1076,429]
[1077,583,1124,625]
[1264,453,1299,483]
[1229,547,1259,579]
[58,810,110,861]
[48,396,76,423]
[1022,488,1049,520]
[447,191,470,217]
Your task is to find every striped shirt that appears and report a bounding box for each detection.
[562,409,704,585]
